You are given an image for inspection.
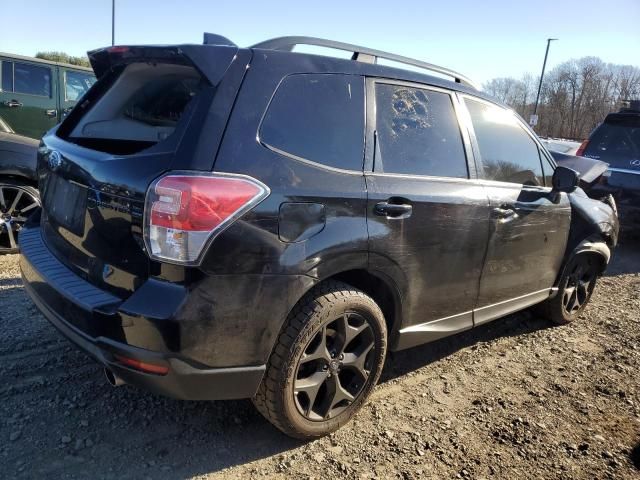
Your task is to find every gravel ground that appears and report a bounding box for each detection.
[1,237,639,479]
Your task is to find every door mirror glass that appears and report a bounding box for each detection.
[552,166,579,193]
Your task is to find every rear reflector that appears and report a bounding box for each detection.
[114,354,169,375]
[144,172,269,265]
[576,140,589,157]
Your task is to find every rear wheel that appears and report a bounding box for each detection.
[253,281,387,439]
[0,180,40,254]
[539,253,600,325]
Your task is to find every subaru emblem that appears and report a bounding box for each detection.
[48,150,62,171]
[631,159,640,167]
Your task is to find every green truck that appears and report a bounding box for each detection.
[0,53,96,139]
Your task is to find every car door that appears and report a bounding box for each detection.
[0,58,58,139]
[460,96,571,325]
[58,67,96,118]
[365,79,491,350]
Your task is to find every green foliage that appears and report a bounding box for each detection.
[34,51,90,68]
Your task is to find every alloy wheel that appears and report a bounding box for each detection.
[293,311,376,421]
[0,184,40,253]
[562,256,597,316]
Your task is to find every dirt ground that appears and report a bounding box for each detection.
[1,236,639,479]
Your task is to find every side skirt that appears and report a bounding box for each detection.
[393,289,552,351]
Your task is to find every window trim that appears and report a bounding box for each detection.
[1,60,13,93]
[256,72,366,175]
[6,60,53,98]
[460,93,552,189]
[365,78,475,180]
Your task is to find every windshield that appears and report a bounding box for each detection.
[584,116,640,169]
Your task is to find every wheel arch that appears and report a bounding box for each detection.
[552,235,611,296]
[0,174,39,190]
[286,268,403,348]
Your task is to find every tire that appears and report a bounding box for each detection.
[253,281,387,439]
[0,179,40,255]
[538,253,600,325]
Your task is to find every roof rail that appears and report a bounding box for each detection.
[251,36,478,89]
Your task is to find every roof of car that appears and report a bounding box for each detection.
[0,52,94,72]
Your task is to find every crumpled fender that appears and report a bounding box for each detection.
[573,236,611,268]
[550,236,611,298]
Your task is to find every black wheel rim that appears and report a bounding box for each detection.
[0,185,39,252]
[562,256,597,315]
[293,311,376,421]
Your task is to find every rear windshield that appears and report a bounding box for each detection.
[584,115,640,169]
[60,63,204,155]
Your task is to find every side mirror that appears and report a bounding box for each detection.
[552,166,579,193]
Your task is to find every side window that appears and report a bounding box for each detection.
[374,84,468,178]
[13,62,51,97]
[2,61,13,92]
[465,98,544,186]
[64,70,97,102]
[260,74,365,171]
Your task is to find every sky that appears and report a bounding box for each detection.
[1,0,638,85]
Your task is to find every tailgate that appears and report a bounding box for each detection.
[37,44,248,298]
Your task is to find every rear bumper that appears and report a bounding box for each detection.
[19,225,265,400]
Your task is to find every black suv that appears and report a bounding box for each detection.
[19,34,618,438]
[577,104,640,227]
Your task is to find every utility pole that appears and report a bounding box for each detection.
[531,38,558,127]
[111,0,115,46]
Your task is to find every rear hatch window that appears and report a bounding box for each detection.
[583,114,640,170]
[58,62,203,155]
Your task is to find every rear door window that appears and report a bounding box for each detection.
[374,83,468,177]
[1,61,13,92]
[13,62,52,97]
[465,98,545,186]
[259,74,365,171]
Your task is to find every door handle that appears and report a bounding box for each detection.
[45,109,57,117]
[3,100,23,108]
[492,205,518,221]
[375,201,413,219]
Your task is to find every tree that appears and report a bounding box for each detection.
[483,57,640,140]
[35,51,90,68]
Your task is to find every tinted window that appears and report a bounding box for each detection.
[14,62,51,97]
[64,70,96,102]
[260,74,365,170]
[123,76,201,127]
[584,117,640,169]
[374,84,467,178]
[2,61,13,92]
[466,99,544,186]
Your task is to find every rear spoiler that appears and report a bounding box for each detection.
[87,44,239,86]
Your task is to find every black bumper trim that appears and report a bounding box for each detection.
[19,226,266,400]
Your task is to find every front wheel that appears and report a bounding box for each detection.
[253,281,387,439]
[539,253,600,325]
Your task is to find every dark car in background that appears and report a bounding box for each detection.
[578,104,640,227]
[0,120,39,253]
[19,34,618,438]
[0,54,96,252]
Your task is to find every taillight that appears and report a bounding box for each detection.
[576,140,589,156]
[144,172,269,265]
